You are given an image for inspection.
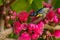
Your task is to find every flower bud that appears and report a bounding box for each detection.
[9,10,13,14]
[57,8,60,14]
[10,16,16,20]
[6,24,11,28]
[5,16,10,21]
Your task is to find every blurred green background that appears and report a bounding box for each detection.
[0,0,60,13]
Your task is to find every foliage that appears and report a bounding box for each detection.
[11,0,43,13]
[52,0,60,9]
[0,0,3,5]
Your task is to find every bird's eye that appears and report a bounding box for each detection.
[30,13,34,16]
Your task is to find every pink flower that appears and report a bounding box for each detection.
[46,9,56,20]
[34,25,43,35]
[31,33,39,40]
[13,21,21,35]
[58,18,60,22]
[37,21,44,35]
[20,23,28,30]
[13,11,17,16]
[28,24,36,31]
[38,21,44,29]
[11,11,17,20]
[18,11,29,22]
[42,1,51,8]
[53,15,58,23]
[57,8,60,14]
[18,32,31,40]
[28,24,36,34]
[44,19,49,24]
[53,30,60,38]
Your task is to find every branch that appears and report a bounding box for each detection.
[45,24,60,30]
[5,38,16,40]
[0,17,4,31]
[0,28,13,39]
[0,0,7,32]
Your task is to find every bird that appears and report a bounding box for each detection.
[30,8,49,18]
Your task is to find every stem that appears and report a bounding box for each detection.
[0,16,4,31]
[0,0,13,39]
[0,0,7,32]
[0,7,6,32]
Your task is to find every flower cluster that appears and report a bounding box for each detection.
[46,9,58,24]
[13,13,44,40]
[18,11,29,22]
[13,2,60,40]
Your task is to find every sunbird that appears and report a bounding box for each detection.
[30,8,49,18]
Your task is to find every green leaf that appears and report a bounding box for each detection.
[0,0,3,5]
[43,0,48,2]
[11,0,43,13]
[28,0,34,4]
[32,0,43,11]
[11,0,30,13]
[52,37,60,40]
[8,33,18,38]
[8,20,13,24]
[38,38,44,40]
[56,38,60,40]
[27,0,43,11]
[52,0,60,9]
